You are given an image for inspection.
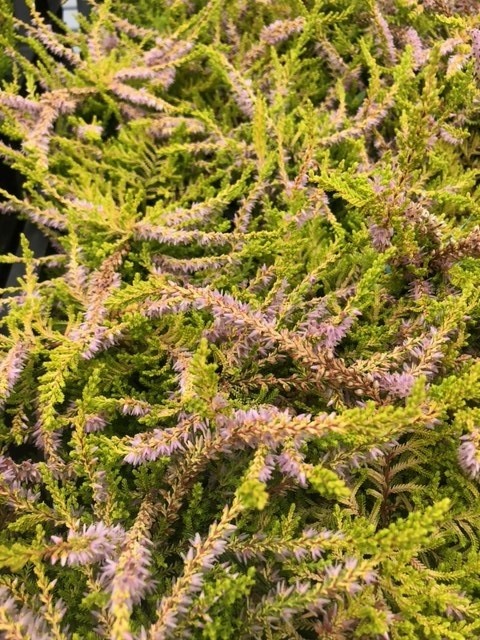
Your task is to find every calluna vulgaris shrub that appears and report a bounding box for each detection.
[1,0,480,637]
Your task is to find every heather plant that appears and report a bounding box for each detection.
[1,0,480,638]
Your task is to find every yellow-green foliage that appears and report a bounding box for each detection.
[0,0,480,638]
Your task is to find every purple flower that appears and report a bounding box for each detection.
[458,430,480,479]
[404,27,428,68]
[439,38,463,57]
[406,327,447,378]
[124,424,192,465]
[375,372,415,399]
[110,80,170,112]
[234,183,266,234]
[0,455,41,488]
[84,414,107,433]
[49,522,125,566]
[224,71,254,118]
[91,470,109,504]
[0,93,42,115]
[372,4,396,64]
[149,504,239,639]
[81,326,122,360]
[120,399,152,417]
[101,535,155,610]
[144,38,193,66]
[471,29,480,78]
[299,309,360,349]
[257,454,276,482]
[408,280,434,300]
[275,449,307,487]
[0,586,51,639]
[134,223,232,247]
[260,17,305,45]
[369,224,394,251]
[114,65,176,88]
[31,419,63,455]
[0,341,29,408]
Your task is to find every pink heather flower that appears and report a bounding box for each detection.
[80,326,123,360]
[458,430,480,479]
[0,586,51,639]
[234,182,266,234]
[471,29,480,77]
[155,252,227,276]
[0,341,29,408]
[324,563,342,580]
[273,528,340,562]
[404,27,428,68]
[263,279,288,321]
[143,298,197,318]
[369,223,394,251]
[0,93,43,115]
[87,30,119,61]
[226,73,254,118]
[144,38,193,66]
[101,535,155,610]
[102,32,120,53]
[323,317,358,349]
[211,393,229,411]
[120,399,152,417]
[84,414,107,433]
[364,570,379,585]
[84,270,122,324]
[171,349,192,394]
[0,455,41,488]
[134,223,231,247]
[110,81,170,112]
[49,522,126,566]
[161,201,215,229]
[124,425,191,465]
[445,594,467,621]
[407,328,446,377]
[440,38,463,57]
[439,128,462,145]
[299,308,360,349]
[258,580,327,624]
[373,4,396,64]
[184,532,233,570]
[376,372,415,398]
[31,419,63,455]
[275,449,307,487]
[24,20,82,68]
[67,197,104,213]
[151,509,238,638]
[112,17,153,40]
[92,470,109,504]
[260,17,305,45]
[290,205,316,227]
[215,406,282,445]
[258,454,276,482]
[298,301,329,331]
[114,65,176,89]
[408,280,434,300]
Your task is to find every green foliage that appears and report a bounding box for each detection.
[307,465,351,501]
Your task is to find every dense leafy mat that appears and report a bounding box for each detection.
[1,0,480,638]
